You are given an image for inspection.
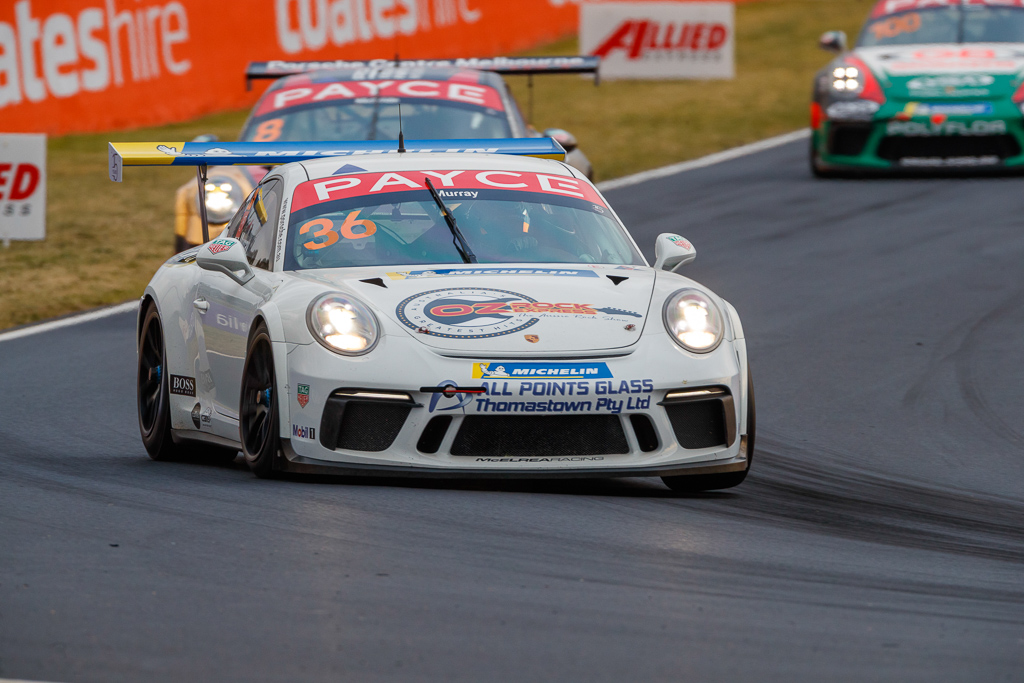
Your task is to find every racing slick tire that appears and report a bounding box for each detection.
[138,303,238,463]
[240,322,282,479]
[661,368,756,494]
[810,140,837,179]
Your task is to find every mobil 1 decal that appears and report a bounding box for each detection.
[395,287,642,340]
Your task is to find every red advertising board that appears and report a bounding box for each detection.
[0,0,579,135]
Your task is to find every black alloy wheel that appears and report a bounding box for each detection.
[810,138,833,179]
[240,323,281,478]
[138,303,240,464]
[661,367,756,494]
[138,303,178,460]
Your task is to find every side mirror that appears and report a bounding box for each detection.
[544,128,578,152]
[191,133,220,143]
[819,30,847,53]
[196,237,254,285]
[653,233,696,272]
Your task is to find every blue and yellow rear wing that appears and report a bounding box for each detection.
[107,138,566,182]
[245,56,600,86]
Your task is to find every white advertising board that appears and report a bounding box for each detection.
[581,1,735,80]
[0,134,47,246]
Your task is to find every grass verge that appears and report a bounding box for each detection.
[0,0,868,330]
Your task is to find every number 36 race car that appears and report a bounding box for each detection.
[111,137,754,493]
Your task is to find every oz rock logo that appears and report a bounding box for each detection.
[395,287,642,340]
[396,288,542,340]
[208,239,233,255]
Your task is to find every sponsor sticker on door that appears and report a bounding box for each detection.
[170,375,196,396]
[292,424,316,440]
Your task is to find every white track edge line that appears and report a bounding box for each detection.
[0,129,809,344]
[596,128,811,192]
[0,300,139,344]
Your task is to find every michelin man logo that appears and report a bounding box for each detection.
[156,145,241,158]
[478,364,510,378]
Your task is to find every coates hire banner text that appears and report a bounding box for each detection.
[581,1,735,80]
[0,0,579,135]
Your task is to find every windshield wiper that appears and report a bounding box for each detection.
[424,177,477,264]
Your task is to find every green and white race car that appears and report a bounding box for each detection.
[811,0,1024,175]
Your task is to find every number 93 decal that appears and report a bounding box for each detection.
[300,211,378,250]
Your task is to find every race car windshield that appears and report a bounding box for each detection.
[284,179,643,271]
[242,100,511,142]
[859,6,1024,46]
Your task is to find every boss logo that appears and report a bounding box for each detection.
[170,375,196,397]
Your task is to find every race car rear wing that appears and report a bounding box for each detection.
[245,56,601,88]
[108,138,565,182]
[108,137,566,242]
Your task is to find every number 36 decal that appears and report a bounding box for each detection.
[300,211,377,250]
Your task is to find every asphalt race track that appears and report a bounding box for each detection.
[3,139,1023,682]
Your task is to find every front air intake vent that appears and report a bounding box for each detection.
[319,390,416,452]
[450,415,628,457]
[828,124,872,156]
[877,134,1020,161]
[629,414,659,452]
[659,387,735,450]
[417,416,452,454]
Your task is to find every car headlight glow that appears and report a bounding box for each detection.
[832,66,859,92]
[308,294,380,355]
[202,177,243,224]
[663,289,725,353]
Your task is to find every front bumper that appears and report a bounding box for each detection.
[277,330,749,477]
[812,109,1024,172]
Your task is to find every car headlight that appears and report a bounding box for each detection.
[663,289,724,353]
[826,59,884,104]
[201,177,243,224]
[308,293,380,355]
[831,66,860,92]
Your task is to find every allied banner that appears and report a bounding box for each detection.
[0,0,579,135]
[580,1,735,80]
[0,133,47,245]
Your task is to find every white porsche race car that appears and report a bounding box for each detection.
[112,138,754,492]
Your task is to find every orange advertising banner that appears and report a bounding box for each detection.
[0,0,581,135]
